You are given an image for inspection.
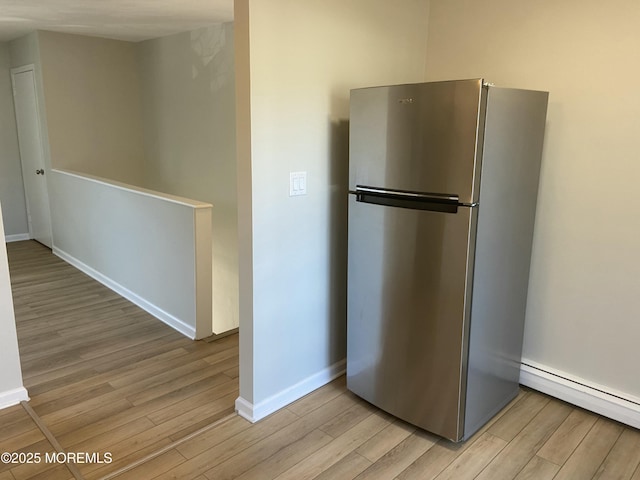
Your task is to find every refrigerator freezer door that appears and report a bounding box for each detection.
[349,79,486,204]
[347,195,477,441]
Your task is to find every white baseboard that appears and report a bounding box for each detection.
[0,387,29,410]
[520,360,640,429]
[236,359,346,423]
[4,233,30,243]
[53,247,196,339]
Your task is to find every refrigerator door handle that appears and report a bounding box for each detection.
[353,185,461,213]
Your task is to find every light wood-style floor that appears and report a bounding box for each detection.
[2,241,238,479]
[2,240,640,479]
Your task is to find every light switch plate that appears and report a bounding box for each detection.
[289,171,307,196]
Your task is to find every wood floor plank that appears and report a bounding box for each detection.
[553,417,624,480]
[26,348,189,406]
[536,407,598,465]
[67,416,156,454]
[487,390,549,442]
[167,402,236,441]
[174,415,254,460]
[48,398,134,441]
[157,410,299,480]
[108,356,226,391]
[286,376,347,417]
[83,439,176,480]
[12,463,73,480]
[2,438,61,480]
[318,397,376,438]
[0,406,29,428]
[201,345,239,365]
[394,440,466,480]
[201,391,370,480]
[513,455,560,480]
[431,432,506,480]
[216,429,334,480]
[89,395,235,464]
[592,427,640,480]
[0,429,48,459]
[38,389,136,427]
[145,376,238,425]
[395,390,526,480]
[56,385,232,451]
[125,361,233,406]
[273,411,392,480]
[30,383,116,417]
[475,399,572,480]
[106,449,187,480]
[23,338,186,391]
[87,337,193,374]
[0,407,40,443]
[355,419,416,463]
[312,451,372,480]
[353,429,438,480]
[223,365,239,379]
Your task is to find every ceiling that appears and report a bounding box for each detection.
[0,0,234,43]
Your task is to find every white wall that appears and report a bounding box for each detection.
[136,24,238,333]
[50,170,213,339]
[425,0,640,405]
[0,205,28,409]
[235,0,430,419]
[1,42,29,238]
[37,31,146,185]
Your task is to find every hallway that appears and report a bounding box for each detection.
[2,240,238,479]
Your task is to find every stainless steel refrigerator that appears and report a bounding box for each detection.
[346,79,548,442]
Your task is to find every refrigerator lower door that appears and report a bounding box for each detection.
[347,195,477,442]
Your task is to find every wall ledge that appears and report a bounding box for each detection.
[0,387,29,410]
[520,360,640,429]
[53,247,197,340]
[52,169,212,209]
[4,234,30,243]
[235,359,346,423]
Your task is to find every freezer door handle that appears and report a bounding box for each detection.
[353,185,460,213]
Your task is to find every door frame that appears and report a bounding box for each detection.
[10,64,53,248]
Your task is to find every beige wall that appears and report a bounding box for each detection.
[426,0,640,399]
[236,0,429,411]
[136,24,238,333]
[0,42,29,237]
[38,31,146,185]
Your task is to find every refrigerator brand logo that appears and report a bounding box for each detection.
[398,98,414,104]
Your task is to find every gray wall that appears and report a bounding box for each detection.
[0,42,28,237]
[136,24,238,333]
[37,31,146,185]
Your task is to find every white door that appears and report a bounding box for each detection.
[11,66,52,248]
